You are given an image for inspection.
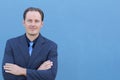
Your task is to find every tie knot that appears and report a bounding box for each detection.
[29,42,33,47]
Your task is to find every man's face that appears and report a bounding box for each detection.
[23,11,43,36]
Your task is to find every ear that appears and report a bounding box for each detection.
[41,21,44,28]
[23,20,25,27]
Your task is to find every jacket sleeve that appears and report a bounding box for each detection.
[26,44,58,80]
[2,40,17,80]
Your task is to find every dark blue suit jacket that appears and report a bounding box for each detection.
[2,34,58,80]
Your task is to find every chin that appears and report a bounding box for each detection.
[28,33,38,36]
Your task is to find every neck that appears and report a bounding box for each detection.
[26,33,39,41]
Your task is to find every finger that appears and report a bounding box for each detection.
[5,63,13,65]
[46,65,52,69]
[4,66,11,71]
[5,63,14,66]
[47,62,53,66]
[44,63,53,68]
[3,66,9,70]
[47,60,53,63]
[42,62,50,66]
[47,60,51,62]
[44,60,51,64]
[4,65,13,69]
[5,70,12,73]
[5,70,11,72]
[50,62,53,66]
[46,63,53,68]
[45,61,53,65]
[4,65,10,69]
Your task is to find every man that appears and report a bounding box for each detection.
[2,7,58,80]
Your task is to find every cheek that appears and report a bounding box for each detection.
[38,26,42,30]
[37,24,42,28]
[39,24,43,28]
[25,26,31,31]
[25,26,29,30]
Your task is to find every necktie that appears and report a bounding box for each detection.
[29,42,33,56]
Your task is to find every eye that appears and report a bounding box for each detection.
[27,19,32,23]
[35,20,40,23]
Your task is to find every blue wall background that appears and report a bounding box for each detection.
[0,0,120,80]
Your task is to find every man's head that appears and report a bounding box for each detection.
[23,7,44,37]
[23,7,44,21]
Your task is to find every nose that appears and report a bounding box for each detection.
[31,22,35,26]
[30,22,36,27]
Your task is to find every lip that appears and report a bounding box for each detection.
[29,28,35,31]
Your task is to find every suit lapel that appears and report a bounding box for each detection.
[18,35,30,65]
[28,35,45,67]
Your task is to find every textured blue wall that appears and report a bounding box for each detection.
[0,0,120,80]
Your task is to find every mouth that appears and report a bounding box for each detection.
[29,28,36,31]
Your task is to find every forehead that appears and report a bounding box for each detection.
[26,11,41,19]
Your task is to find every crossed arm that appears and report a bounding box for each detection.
[2,40,57,80]
[3,60,53,76]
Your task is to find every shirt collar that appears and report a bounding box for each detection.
[25,33,40,47]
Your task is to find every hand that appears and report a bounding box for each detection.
[3,63,26,76]
[38,60,53,70]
